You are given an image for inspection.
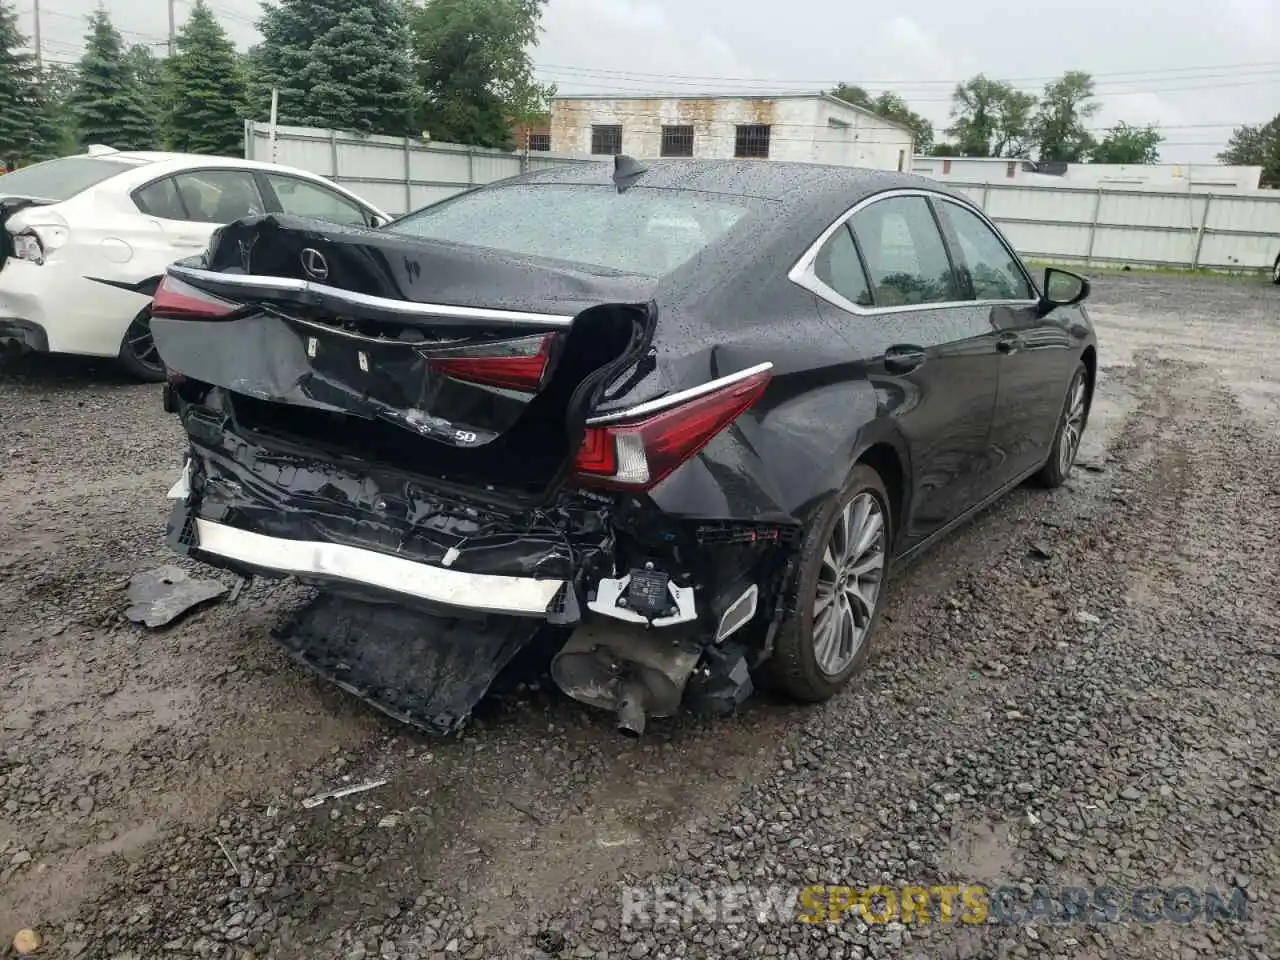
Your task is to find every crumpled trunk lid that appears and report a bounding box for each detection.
[155,214,656,500]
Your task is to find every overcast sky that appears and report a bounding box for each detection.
[25,0,1280,162]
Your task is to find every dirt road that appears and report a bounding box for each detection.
[1,273,1277,959]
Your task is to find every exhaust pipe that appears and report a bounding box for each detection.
[615,677,648,737]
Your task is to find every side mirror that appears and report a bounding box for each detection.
[368,213,391,228]
[1038,267,1090,314]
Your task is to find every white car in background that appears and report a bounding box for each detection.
[0,148,389,380]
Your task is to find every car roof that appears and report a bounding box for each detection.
[108,151,335,181]
[505,158,953,208]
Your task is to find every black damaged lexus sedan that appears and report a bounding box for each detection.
[152,157,1096,736]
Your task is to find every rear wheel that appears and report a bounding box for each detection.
[1033,362,1088,488]
[768,464,891,702]
[116,307,166,383]
[1272,253,1280,285]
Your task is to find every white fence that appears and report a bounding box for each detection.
[246,122,1280,272]
[947,180,1280,272]
[243,121,592,216]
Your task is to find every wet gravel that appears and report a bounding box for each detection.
[1,273,1278,959]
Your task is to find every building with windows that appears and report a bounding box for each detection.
[546,93,917,172]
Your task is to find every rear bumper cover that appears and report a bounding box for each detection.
[186,516,565,616]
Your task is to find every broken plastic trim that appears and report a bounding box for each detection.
[585,362,775,425]
[166,264,576,328]
[587,573,697,627]
[191,518,565,615]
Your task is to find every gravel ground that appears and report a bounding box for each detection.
[1,272,1277,959]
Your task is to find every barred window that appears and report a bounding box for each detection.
[734,124,771,159]
[528,133,550,151]
[591,124,622,155]
[660,125,694,157]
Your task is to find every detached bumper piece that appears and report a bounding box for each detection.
[187,517,565,616]
[272,592,543,735]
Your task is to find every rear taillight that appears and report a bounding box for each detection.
[152,274,238,320]
[421,333,557,392]
[573,364,772,491]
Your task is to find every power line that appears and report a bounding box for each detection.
[535,59,1280,88]
[536,72,1280,104]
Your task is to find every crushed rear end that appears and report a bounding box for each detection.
[157,212,787,734]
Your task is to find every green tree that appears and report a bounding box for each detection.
[870,92,933,154]
[945,74,1036,157]
[1218,116,1280,186]
[126,43,166,133]
[1030,71,1099,163]
[0,0,43,167]
[164,0,246,154]
[251,0,416,136]
[1090,122,1162,164]
[67,10,157,150]
[829,84,933,154]
[409,0,554,149]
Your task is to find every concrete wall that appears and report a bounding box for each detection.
[549,96,914,172]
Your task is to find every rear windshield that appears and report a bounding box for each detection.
[387,183,754,276]
[0,156,136,202]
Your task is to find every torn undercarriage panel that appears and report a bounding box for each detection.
[271,592,545,735]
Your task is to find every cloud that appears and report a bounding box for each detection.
[535,0,745,94]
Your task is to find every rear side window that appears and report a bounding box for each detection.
[171,170,265,224]
[134,177,186,220]
[849,196,961,306]
[387,184,755,276]
[814,224,872,308]
[0,156,134,202]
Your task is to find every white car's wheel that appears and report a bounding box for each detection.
[117,307,166,383]
[1272,254,1280,285]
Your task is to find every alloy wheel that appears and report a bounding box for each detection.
[124,312,164,375]
[1273,258,1280,283]
[813,492,886,676]
[1058,375,1087,475]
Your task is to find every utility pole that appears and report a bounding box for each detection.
[32,0,41,69]
[167,0,175,56]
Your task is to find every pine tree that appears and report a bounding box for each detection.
[127,43,166,136]
[250,0,415,136]
[165,0,246,155]
[67,9,157,151]
[0,0,43,168]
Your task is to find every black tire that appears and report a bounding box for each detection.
[767,463,892,702]
[1272,253,1280,286]
[1033,362,1088,489]
[116,307,166,383]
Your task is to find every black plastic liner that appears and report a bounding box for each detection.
[271,592,544,735]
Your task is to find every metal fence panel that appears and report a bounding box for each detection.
[244,121,593,217]
[245,122,1280,270]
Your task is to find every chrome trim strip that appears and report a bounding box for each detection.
[715,583,759,642]
[193,518,565,615]
[167,264,576,328]
[585,361,775,426]
[787,187,1040,317]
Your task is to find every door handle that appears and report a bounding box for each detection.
[884,344,927,373]
[997,334,1023,354]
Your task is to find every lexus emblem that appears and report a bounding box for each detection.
[300,247,329,281]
